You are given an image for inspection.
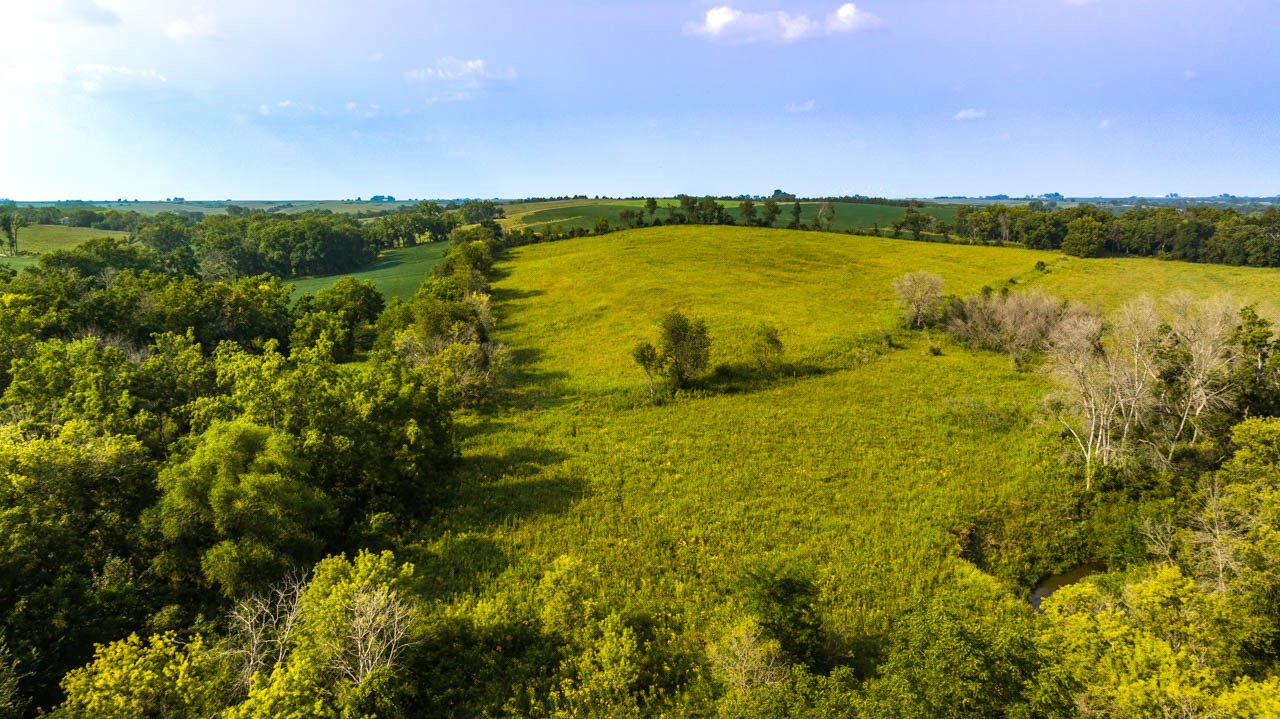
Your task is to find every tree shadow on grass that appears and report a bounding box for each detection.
[690,361,830,396]
[443,445,586,533]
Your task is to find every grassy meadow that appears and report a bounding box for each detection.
[290,240,448,300]
[408,225,1280,707]
[9,223,127,255]
[1,224,129,272]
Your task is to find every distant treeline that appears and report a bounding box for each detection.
[952,203,1280,266]
[4,200,505,280]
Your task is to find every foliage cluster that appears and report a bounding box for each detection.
[954,202,1280,266]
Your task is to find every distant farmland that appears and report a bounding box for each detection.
[508,198,956,235]
[290,241,448,300]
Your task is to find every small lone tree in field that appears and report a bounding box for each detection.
[659,310,711,387]
[632,311,712,397]
[894,272,945,329]
[750,323,784,374]
[632,341,661,401]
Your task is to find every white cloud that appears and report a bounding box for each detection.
[344,102,381,118]
[256,99,320,118]
[406,57,516,104]
[953,108,986,121]
[786,99,816,113]
[166,13,216,41]
[686,3,879,43]
[406,57,516,84]
[826,3,878,33]
[76,63,167,92]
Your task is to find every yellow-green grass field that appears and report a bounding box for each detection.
[408,224,1280,693]
[416,226,1280,659]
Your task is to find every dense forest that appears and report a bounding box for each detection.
[0,216,506,714]
[2,202,1280,716]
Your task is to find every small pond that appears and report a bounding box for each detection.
[1030,562,1106,612]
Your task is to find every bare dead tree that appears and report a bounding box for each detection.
[1140,516,1179,566]
[1158,294,1241,462]
[994,289,1068,369]
[323,585,418,688]
[893,272,944,329]
[1108,297,1162,457]
[709,621,788,693]
[1188,477,1248,595]
[1046,310,1118,488]
[226,572,307,690]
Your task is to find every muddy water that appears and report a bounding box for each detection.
[1030,562,1106,612]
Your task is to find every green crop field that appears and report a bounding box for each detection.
[9,223,127,255]
[290,240,448,300]
[510,199,955,235]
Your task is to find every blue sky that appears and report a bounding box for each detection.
[3,0,1279,200]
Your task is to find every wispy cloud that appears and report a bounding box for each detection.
[786,99,816,113]
[953,108,986,121]
[166,13,217,41]
[76,63,167,92]
[345,102,382,119]
[257,99,321,118]
[686,3,879,44]
[406,57,516,104]
[406,57,516,84]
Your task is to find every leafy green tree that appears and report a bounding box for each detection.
[290,311,352,362]
[896,207,931,240]
[657,310,711,388]
[749,323,784,374]
[1062,215,1106,257]
[787,201,803,230]
[133,218,197,275]
[51,633,230,719]
[865,586,1040,719]
[153,420,333,597]
[738,199,757,227]
[739,567,825,669]
[0,210,27,256]
[0,639,24,717]
[3,337,144,436]
[0,422,155,708]
[644,197,658,219]
[632,341,660,401]
[191,342,454,527]
[1035,567,1279,717]
[761,199,780,228]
